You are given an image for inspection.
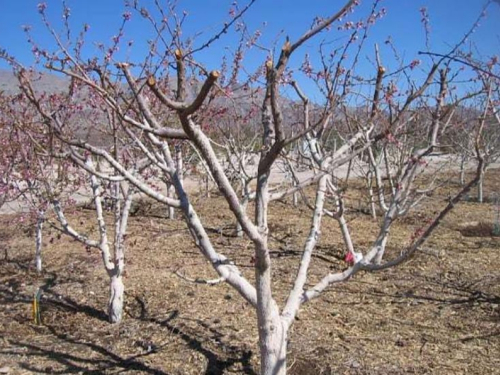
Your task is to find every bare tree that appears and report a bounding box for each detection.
[3,1,493,373]
[7,66,144,323]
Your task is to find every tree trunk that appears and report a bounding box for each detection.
[167,184,175,219]
[258,312,287,375]
[367,172,377,219]
[175,144,184,187]
[237,181,250,237]
[477,167,484,203]
[35,210,44,273]
[205,174,211,198]
[460,155,467,186]
[337,214,355,255]
[372,204,396,264]
[255,157,287,374]
[108,274,124,323]
[236,198,248,237]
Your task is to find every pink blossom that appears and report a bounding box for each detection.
[409,59,421,70]
[487,55,498,69]
[37,2,47,13]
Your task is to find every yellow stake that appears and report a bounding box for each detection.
[33,289,41,325]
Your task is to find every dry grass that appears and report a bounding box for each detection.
[0,170,499,374]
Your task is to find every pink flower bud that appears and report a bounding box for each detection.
[37,2,47,13]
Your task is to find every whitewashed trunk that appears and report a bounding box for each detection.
[383,147,395,195]
[35,211,44,273]
[477,167,484,203]
[367,176,377,219]
[236,181,250,237]
[236,203,246,237]
[175,144,184,187]
[167,184,176,219]
[255,245,287,375]
[108,274,124,323]
[460,155,466,186]
[255,160,287,374]
[338,214,355,255]
[259,312,287,375]
[374,235,389,265]
[205,174,211,198]
[370,202,397,264]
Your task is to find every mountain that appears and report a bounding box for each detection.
[0,69,69,95]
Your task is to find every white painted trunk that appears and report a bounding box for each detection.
[259,313,287,375]
[167,184,176,219]
[35,211,44,273]
[236,203,246,237]
[460,156,466,186]
[367,179,377,219]
[175,145,184,187]
[255,244,287,374]
[108,274,124,323]
[374,235,389,265]
[368,202,397,264]
[236,182,250,237]
[205,174,211,198]
[383,147,395,195]
[255,163,287,374]
[477,168,484,203]
[338,214,355,255]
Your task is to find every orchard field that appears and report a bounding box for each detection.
[1,1,500,374]
[1,170,499,374]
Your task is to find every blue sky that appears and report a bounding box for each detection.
[0,0,499,100]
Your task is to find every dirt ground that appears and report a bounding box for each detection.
[0,170,499,374]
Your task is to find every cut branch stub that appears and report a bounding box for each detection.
[182,70,220,116]
[265,59,273,72]
[175,48,182,60]
[147,76,156,87]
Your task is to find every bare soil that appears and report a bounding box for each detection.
[0,170,499,374]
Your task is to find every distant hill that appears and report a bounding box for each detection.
[0,68,315,147]
[0,69,68,94]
